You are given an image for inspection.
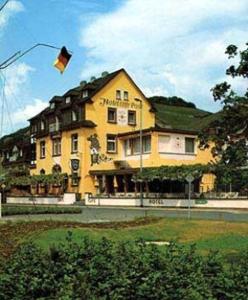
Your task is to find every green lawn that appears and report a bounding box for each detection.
[33,218,248,255]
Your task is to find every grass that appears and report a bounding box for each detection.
[32,218,248,255]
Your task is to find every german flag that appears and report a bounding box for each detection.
[53,46,72,73]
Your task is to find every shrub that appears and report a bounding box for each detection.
[2,205,81,216]
[0,236,247,299]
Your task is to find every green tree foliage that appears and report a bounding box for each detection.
[149,96,196,108]
[0,237,248,299]
[200,43,248,169]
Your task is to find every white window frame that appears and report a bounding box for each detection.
[71,134,78,153]
[52,138,61,156]
[40,141,46,158]
[124,91,129,101]
[116,90,121,100]
[107,135,117,153]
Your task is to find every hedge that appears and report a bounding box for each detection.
[2,205,82,216]
[0,236,247,299]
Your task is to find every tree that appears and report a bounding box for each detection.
[199,43,248,172]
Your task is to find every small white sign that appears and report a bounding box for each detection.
[117,108,128,126]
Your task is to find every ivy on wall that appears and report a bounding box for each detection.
[135,164,214,182]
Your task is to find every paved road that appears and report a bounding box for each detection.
[2,206,248,222]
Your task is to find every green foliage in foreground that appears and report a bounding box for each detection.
[0,236,248,300]
[2,205,81,216]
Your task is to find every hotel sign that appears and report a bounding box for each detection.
[100,97,141,110]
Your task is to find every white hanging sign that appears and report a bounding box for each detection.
[117,108,128,126]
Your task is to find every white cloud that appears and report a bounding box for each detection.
[3,62,34,97]
[0,0,24,29]
[79,0,248,111]
[12,98,47,124]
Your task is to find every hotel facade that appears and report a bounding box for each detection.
[25,69,215,198]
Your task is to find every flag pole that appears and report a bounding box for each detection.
[0,43,72,70]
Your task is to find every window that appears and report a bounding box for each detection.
[133,137,140,154]
[107,134,117,153]
[107,107,117,123]
[185,137,195,154]
[50,102,55,109]
[158,135,170,152]
[19,149,23,157]
[65,96,71,104]
[52,138,61,156]
[128,110,136,125]
[52,164,62,173]
[125,135,151,155]
[82,90,88,98]
[116,90,121,100]
[40,169,45,175]
[31,124,37,133]
[124,91,129,100]
[40,141,46,158]
[71,172,80,186]
[41,120,45,131]
[72,110,78,122]
[71,134,78,153]
[143,136,151,153]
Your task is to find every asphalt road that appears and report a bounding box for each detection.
[2,206,248,222]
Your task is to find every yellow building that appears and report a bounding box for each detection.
[29,69,215,198]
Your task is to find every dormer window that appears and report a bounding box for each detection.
[72,110,78,122]
[82,90,88,98]
[50,102,55,109]
[65,96,71,104]
[41,120,45,131]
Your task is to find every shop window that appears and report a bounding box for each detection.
[116,90,121,100]
[71,134,78,153]
[107,134,117,153]
[124,91,129,100]
[40,141,46,158]
[52,138,61,156]
[185,137,195,154]
[107,107,117,123]
[128,110,136,125]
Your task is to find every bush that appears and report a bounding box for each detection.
[0,236,248,299]
[2,205,81,216]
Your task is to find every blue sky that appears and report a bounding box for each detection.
[0,0,248,135]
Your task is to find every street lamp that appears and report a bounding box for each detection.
[134,98,143,207]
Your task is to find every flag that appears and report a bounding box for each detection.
[53,46,72,73]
